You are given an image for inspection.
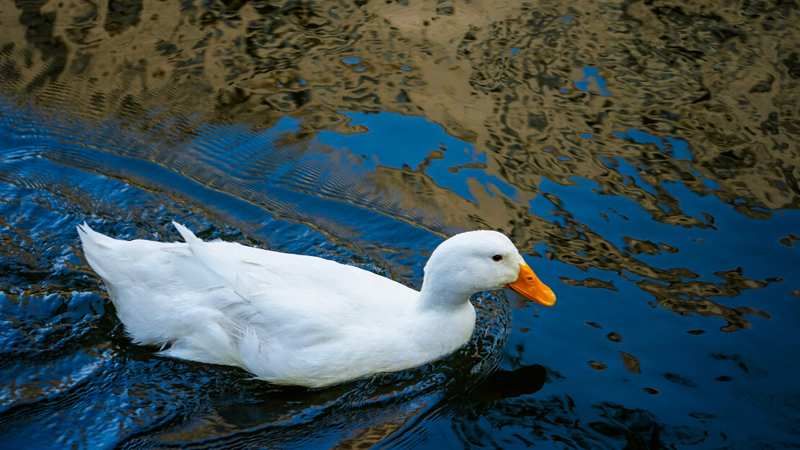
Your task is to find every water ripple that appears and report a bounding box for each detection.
[2,0,800,448]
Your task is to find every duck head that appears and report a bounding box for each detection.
[420,230,556,308]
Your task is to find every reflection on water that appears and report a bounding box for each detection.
[1,0,800,448]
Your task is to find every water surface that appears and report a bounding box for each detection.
[1,0,799,448]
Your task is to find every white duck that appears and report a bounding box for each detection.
[78,222,555,388]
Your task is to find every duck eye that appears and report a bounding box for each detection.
[492,254,503,262]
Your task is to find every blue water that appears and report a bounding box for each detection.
[2,0,800,448]
[1,94,798,449]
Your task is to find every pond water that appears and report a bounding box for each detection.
[1,0,799,448]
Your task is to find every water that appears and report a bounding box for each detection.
[1,0,799,448]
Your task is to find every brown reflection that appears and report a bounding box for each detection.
[559,276,618,291]
[1,0,794,331]
[589,361,608,371]
[2,0,797,211]
[636,268,773,332]
[779,234,800,247]
[619,351,642,374]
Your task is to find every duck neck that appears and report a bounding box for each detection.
[417,274,474,312]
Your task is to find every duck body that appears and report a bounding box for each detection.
[78,222,554,387]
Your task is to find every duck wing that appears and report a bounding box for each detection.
[168,222,417,312]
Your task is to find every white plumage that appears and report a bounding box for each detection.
[78,222,554,388]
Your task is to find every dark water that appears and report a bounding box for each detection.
[1,0,799,448]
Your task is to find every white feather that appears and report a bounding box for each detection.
[77,222,532,387]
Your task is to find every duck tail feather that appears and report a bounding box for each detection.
[173,221,201,246]
[77,222,112,249]
[76,222,125,281]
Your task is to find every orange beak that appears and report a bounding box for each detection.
[506,263,556,306]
